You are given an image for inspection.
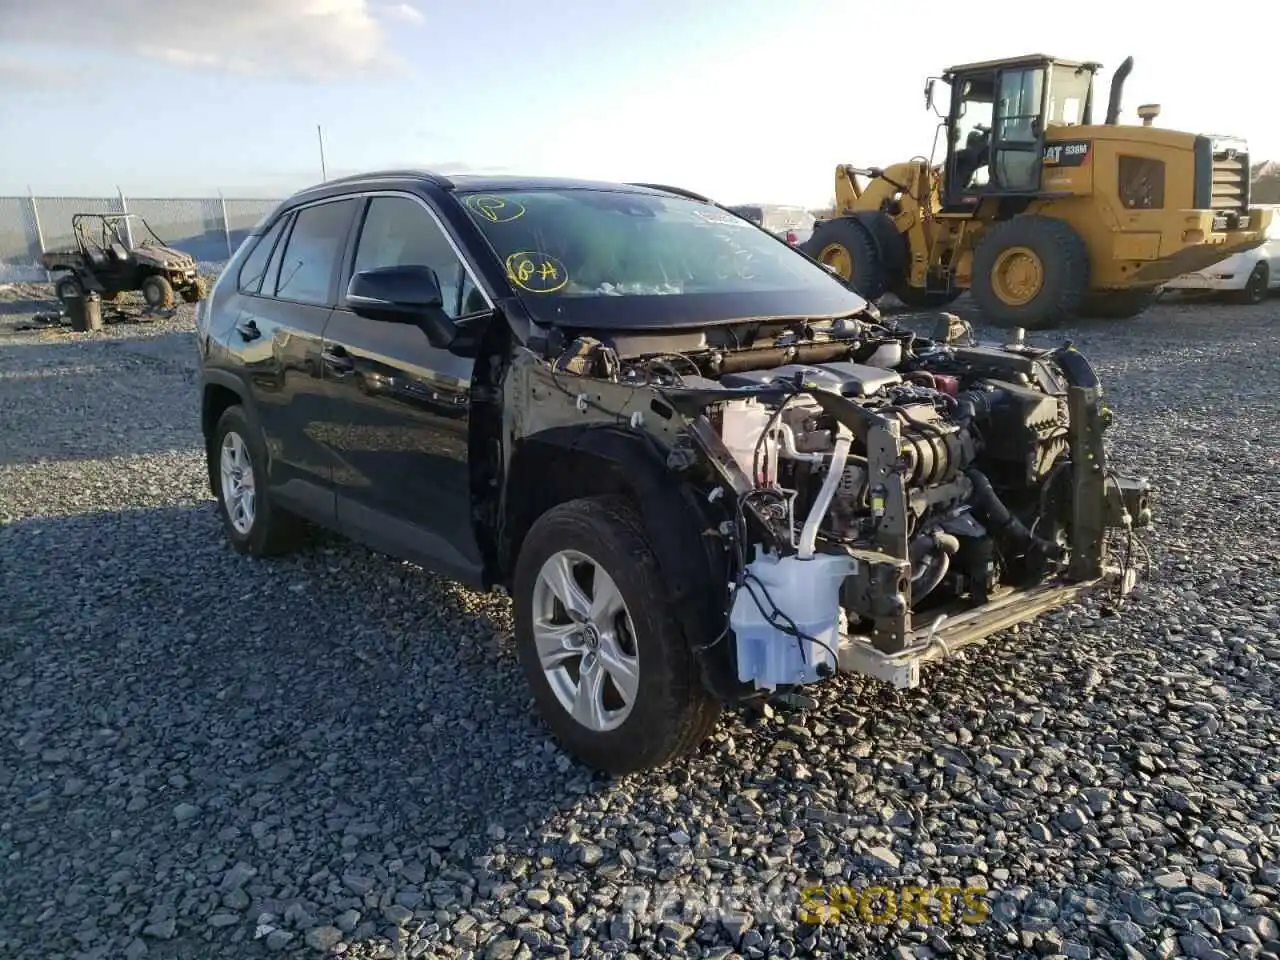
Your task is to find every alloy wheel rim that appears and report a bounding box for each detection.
[219,431,256,535]
[531,549,640,732]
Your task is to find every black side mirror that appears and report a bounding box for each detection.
[346,265,456,349]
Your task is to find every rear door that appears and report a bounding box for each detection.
[233,197,359,522]
[320,192,494,585]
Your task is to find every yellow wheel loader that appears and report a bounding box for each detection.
[802,54,1274,328]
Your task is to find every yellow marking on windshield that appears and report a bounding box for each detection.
[506,252,568,293]
[465,195,526,223]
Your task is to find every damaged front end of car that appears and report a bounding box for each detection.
[504,310,1153,699]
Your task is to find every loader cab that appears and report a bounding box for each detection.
[938,55,1099,212]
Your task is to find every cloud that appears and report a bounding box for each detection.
[0,0,424,82]
[0,56,77,91]
[383,2,425,24]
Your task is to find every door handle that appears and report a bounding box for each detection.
[235,319,260,342]
[321,347,354,374]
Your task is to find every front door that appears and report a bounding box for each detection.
[321,193,494,586]
[945,65,1048,206]
[989,67,1046,193]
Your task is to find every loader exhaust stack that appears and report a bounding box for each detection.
[1105,56,1134,125]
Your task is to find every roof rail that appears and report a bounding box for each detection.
[311,169,455,190]
[627,182,713,203]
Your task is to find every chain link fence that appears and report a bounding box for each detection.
[0,194,281,282]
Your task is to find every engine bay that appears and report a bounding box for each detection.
[514,309,1153,694]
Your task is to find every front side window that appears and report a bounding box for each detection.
[350,196,486,318]
[274,199,356,305]
[953,76,996,191]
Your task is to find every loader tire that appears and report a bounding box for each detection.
[1078,288,1159,320]
[971,216,1089,329]
[801,217,888,300]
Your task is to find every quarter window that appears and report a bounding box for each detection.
[350,196,483,319]
[273,199,356,305]
[236,216,288,294]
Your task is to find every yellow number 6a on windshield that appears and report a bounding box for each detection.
[505,252,568,293]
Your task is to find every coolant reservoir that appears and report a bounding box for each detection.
[864,341,902,368]
[720,399,777,485]
[730,549,855,690]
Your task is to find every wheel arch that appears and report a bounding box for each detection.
[502,425,741,698]
[200,372,261,493]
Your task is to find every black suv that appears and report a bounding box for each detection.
[197,170,1151,774]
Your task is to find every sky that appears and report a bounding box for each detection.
[0,0,1277,207]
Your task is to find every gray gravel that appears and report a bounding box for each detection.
[2,281,1279,960]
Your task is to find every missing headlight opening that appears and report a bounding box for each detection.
[513,309,1153,696]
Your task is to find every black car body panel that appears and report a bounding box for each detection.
[197,169,1153,771]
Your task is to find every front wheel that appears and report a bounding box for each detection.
[513,497,722,774]
[141,275,175,309]
[1231,262,1270,305]
[800,217,889,300]
[181,277,209,303]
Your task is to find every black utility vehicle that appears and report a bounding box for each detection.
[42,213,205,308]
[197,171,1152,773]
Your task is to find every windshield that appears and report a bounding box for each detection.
[457,188,866,329]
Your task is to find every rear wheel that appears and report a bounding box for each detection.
[801,217,888,300]
[971,216,1089,329]
[1078,288,1160,320]
[141,275,175,309]
[54,276,83,304]
[210,405,308,557]
[1231,262,1270,305]
[513,497,722,774]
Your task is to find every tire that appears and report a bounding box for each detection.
[54,276,83,304]
[801,217,889,300]
[970,215,1090,329]
[141,275,176,309]
[209,405,308,557]
[1078,288,1160,320]
[892,284,962,309]
[180,277,209,303]
[1231,262,1270,305]
[513,496,722,774]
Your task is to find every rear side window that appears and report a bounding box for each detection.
[273,199,356,305]
[237,217,288,294]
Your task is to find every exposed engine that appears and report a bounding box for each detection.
[539,311,1151,695]
[710,348,1074,615]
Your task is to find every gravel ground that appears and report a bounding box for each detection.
[2,280,1279,960]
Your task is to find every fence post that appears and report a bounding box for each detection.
[117,186,135,248]
[28,188,50,282]
[219,190,233,259]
